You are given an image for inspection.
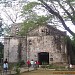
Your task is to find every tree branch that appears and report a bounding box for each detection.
[3,9,15,23]
[57,2,75,25]
[66,0,75,15]
[39,0,75,36]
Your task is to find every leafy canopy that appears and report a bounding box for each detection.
[19,16,50,36]
[23,2,40,11]
[38,0,75,36]
[19,2,50,36]
[0,42,4,59]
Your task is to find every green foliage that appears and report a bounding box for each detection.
[3,25,10,35]
[48,64,65,70]
[42,62,48,65]
[19,60,25,66]
[19,16,50,36]
[41,64,66,70]
[8,63,16,70]
[0,28,3,36]
[0,42,4,61]
[20,0,51,36]
[14,62,23,75]
[19,21,35,36]
[0,19,4,36]
[47,64,58,69]
[68,0,75,2]
[66,36,72,53]
[71,36,75,45]
[21,1,41,23]
[71,36,75,54]
[36,16,50,25]
[15,66,20,75]
[18,42,22,61]
[21,2,40,16]
[23,2,40,11]
[16,60,25,67]
[66,36,75,64]
[21,2,39,19]
[38,0,75,36]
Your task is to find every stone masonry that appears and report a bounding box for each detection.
[4,23,67,64]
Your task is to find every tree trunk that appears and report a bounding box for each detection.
[39,0,75,36]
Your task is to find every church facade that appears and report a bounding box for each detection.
[4,23,68,64]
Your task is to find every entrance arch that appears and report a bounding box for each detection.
[38,52,49,65]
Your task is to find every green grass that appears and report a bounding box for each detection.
[41,64,67,71]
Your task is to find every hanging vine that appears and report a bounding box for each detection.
[53,35,61,52]
[18,41,22,62]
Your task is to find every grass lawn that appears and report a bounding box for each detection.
[21,69,75,75]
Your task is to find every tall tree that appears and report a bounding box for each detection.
[0,42,4,62]
[0,0,28,36]
[19,2,50,36]
[0,17,3,36]
[38,0,75,36]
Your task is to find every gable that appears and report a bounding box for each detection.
[9,23,66,37]
[28,25,66,36]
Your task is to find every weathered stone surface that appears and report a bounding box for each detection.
[4,37,19,62]
[4,23,67,64]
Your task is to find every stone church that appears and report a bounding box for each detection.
[4,23,68,64]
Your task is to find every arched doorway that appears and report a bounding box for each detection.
[38,52,49,65]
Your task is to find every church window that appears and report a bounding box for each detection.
[4,41,7,44]
[54,35,61,52]
[16,28,19,32]
[45,29,49,35]
[16,27,19,35]
[28,40,32,45]
[41,29,44,32]
[50,58,53,61]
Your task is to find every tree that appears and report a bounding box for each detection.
[0,0,28,36]
[0,0,29,24]
[0,17,4,36]
[20,1,75,65]
[38,0,75,36]
[19,2,50,36]
[23,0,75,36]
[19,16,50,36]
[0,42,4,63]
[66,36,75,65]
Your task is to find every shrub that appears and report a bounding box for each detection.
[8,63,16,70]
[16,60,25,67]
[20,60,25,66]
[15,66,20,75]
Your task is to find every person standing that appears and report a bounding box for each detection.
[3,61,8,72]
[30,59,34,68]
[36,61,40,68]
[27,60,30,71]
[3,58,8,72]
[27,60,31,68]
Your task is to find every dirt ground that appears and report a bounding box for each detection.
[21,69,75,75]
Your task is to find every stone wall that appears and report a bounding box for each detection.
[4,36,27,63]
[19,37,27,63]
[4,24,67,64]
[26,25,67,64]
[4,37,19,62]
[27,35,67,64]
